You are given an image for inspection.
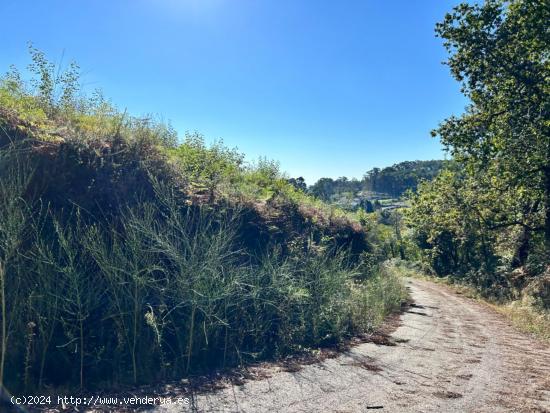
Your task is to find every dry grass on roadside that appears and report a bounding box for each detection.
[387,260,550,342]
[488,301,550,341]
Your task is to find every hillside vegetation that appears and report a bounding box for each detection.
[0,48,405,393]
[310,160,448,203]
[405,0,549,312]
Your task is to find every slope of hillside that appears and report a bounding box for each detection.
[0,53,406,395]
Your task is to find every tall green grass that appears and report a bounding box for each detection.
[0,147,405,392]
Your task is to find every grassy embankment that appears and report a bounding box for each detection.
[0,51,406,393]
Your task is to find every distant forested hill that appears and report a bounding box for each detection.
[363,160,449,197]
[310,160,449,202]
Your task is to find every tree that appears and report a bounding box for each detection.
[365,168,380,192]
[406,170,498,278]
[287,177,307,192]
[27,44,81,115]
[310,178,336,201]
[434,0,550,252]
[364,199,375,213]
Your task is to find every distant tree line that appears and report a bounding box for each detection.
[308,176,363,201]
[363,160,449,197]
[309,160,448,201]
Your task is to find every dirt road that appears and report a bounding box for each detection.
[155,278,550,413]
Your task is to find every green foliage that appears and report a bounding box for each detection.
[27,44,81,115]
[310,177,363,202]
[287,176,307,192]
[363,160,450,198]
[434,0,549,251]
[169,132,243,194]
[407,0,549,300]
[406,170,499,281]
[0,146,34,392]
[0,67,48,127]
[309,160,449,203]
[0,46,363,232]
[350,262,408,330]
[237,157,285,200]
[0,45,178,150]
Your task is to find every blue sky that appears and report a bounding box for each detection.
[1,0,467,183]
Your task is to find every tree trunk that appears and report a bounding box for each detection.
[512,227,530,268]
